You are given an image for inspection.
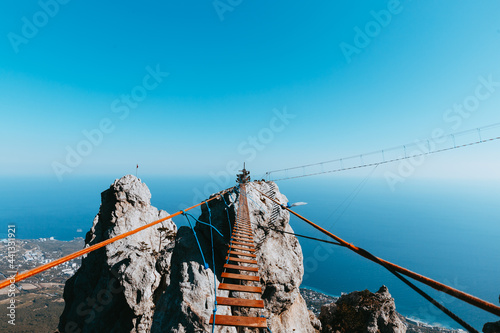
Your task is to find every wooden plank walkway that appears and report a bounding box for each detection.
[210,183,267,329]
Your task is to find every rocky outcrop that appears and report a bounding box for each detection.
[59,175,176,333]
[483,321,500,333]
[319,285,407,333]
[245,182,316,332]
[59,176,317,332]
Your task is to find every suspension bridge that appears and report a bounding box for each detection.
[265,122,500,181]
[1,125,500,332]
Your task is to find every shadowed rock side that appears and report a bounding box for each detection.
[483,320,500,333]
[319,285,407,333]
[150,225,235,333]
[59,176,317,332]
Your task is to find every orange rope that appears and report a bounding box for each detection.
[251,184,500,317]
[0,188,233,290]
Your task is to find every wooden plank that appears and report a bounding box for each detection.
[231,241,255,247]
[234,227,252,232]
[234,229,252,233]
[227,250,257,258]
[232,237,252,241]
[218,283,262,293]
[233,236,253,241]
[233,233,251,237]
[233,230,253,237]
[233,235,252,239]
[233,233,252,238]
[231,245,256,252]
[233,237,253,243]
[225,256,258,264]
[235,227,251,230]
[221,272,259,281]
[216,297,264,308]
[209,314,267,328]
[224,263,259,272]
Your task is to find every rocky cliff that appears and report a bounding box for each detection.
[58,175,317,332]
[319,285,407,333]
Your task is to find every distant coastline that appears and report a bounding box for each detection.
[0,239,480,332]
[300,284,341,298]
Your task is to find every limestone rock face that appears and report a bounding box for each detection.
[59,177,317,332]
[245,182,317,332]
[59,175,176,333]
[319,285,407,333]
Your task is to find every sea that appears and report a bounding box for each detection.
[1,174,499,330]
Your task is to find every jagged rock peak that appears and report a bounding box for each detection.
[109,174,152,206]
[319,285,407,333]
[59,175,176,333]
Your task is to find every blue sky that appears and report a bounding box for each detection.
[1,0,499,181]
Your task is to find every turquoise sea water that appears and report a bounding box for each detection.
[0,175,498,330]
